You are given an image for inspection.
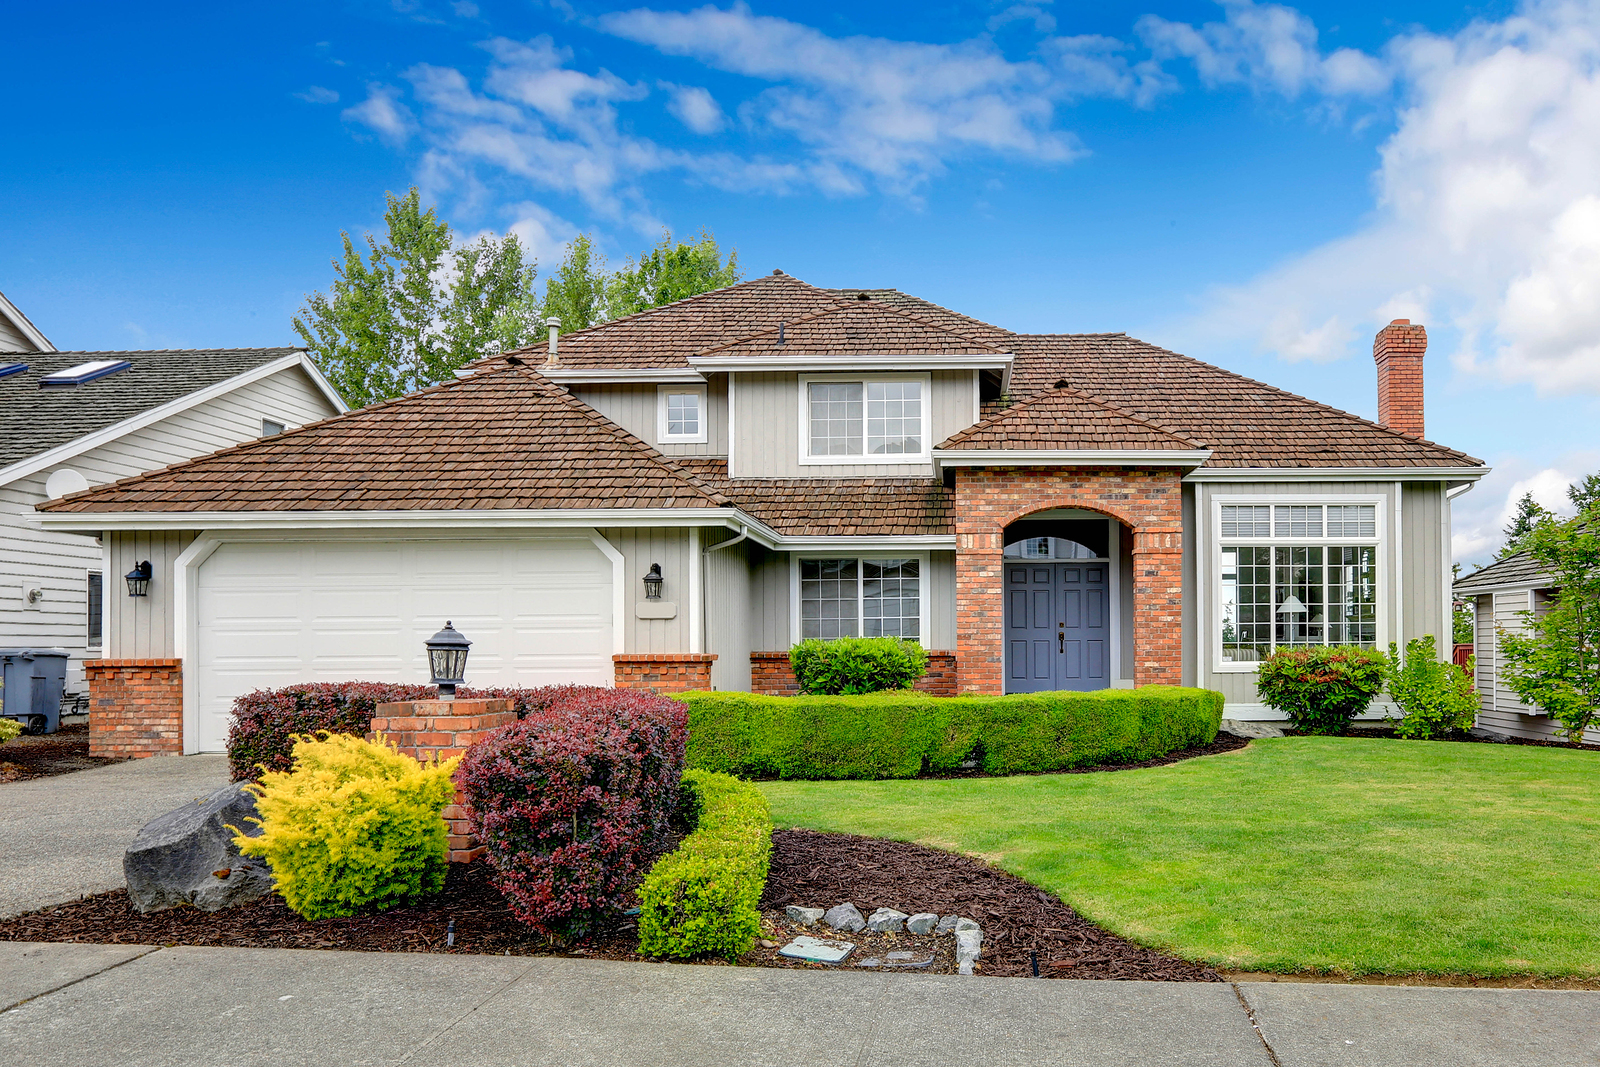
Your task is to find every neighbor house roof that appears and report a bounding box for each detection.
[39,362,729,514]
[0,348,305,470]
[1453,551,1554,595]
[938,384,1206,451]
[0,289,54,353]
[676,459,951,537]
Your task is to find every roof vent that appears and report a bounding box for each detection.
[778,322,786,345]
[856,292,870,301]
[0,362,27,379]
[1054,379,1069,389]
[772,268,785,275]
[39,359,132,389]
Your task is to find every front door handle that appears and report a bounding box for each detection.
[1058,631,1064,653]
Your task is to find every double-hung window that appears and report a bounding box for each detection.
[1217,502,1379,665]
[803,377,926,461]
[799,557,922,640]
[657,385,707,443]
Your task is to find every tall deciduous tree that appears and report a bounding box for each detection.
[1499,513,1600,742]
[294,189,539,407]
[537,233,611,335]
[607,229,741,319]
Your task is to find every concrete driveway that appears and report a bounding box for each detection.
[0,754,230,918]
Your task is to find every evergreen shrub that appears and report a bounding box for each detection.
[0,717,21,745]
[1386,635,1479,740]
[235,732,458,920]
[678,686,1223,780]
[1255,646,1387,735]
[455,688,687,940]
[789,636,928,694]
[637,770,772,959]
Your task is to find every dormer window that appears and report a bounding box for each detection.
[802,375,927,463]
[657,385,707,443]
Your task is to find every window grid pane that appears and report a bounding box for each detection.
[863,558,920,638]
[808,382,864,456]
[1326,505,1377,538]
[1274,505,1324,538]
[801,558,859,639]
[665,392,700,436]
[1220,505,1270,537]
[1221,537,1376,659]
[866,381,922,455]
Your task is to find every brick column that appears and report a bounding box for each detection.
[85,658,183,758]
[369,698,516,863]
[749,651,957,696]
[952,466,1185,694]
[1374,319,1427,437]
[612,653,716,693]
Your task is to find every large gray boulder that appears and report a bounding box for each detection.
[824,902,867,933]
[1218,719,1285,739]
[124,784,273,914]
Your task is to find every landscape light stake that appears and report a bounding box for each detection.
[446,919,455,948]
[1031,951,1039,977]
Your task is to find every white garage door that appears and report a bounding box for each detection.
[193,537,614,752]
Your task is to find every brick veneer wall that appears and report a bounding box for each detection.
[85,658,183,758]
[749,651,958,697]
[953,466,1185,694]
[613,653,717,694]
[1374,319,1427,438]
[369,698,516,863]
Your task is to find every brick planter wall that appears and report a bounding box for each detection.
[750,651,959,697]
[85,658,183,758]
[370,698,516,863]
[953,466,1184,694]
[613,653,717,694]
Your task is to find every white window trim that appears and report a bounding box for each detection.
[798,373,932,466]
[789,551,932,645]
[657,384,708,444]
[1209,494,1388,674]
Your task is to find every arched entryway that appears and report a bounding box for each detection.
[1001,513,1122,693]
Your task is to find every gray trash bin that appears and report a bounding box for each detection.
[0,648,69,735]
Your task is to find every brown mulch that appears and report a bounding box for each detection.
[0,723,126,783]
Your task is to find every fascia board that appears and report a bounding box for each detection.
[0,289,54,352]
[690,354,1013,372]
[542,368,708,384]
[1452,577,1553,596]
[0,353,339,490]
[296,353,350,413]
[934,449,1212,468]
[1185,465,1491,482]
[770,534,957,549]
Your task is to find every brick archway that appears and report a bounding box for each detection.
[953,466,1184,694]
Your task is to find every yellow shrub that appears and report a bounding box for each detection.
[236,732,459,920]
[0,718,22,744]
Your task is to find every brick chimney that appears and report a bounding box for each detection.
[1373,319,1426,437]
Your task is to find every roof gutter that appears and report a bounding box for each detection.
[1184,465,1491,483]
[933,448,1212,474]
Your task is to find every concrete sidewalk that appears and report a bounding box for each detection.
[0,754,230,918]
[2,942,1596,1067]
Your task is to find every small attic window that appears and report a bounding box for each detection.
[261,418,286,437]
[0,362,27,379]
[39,359,132,388]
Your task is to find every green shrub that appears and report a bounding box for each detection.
[789,637,928,694]
[1386,635,1479,740]
[678,686,1224,780]
[637,770,773,959]
[1255,645,1387,735]
[235,733,459,920]
[0,718,21,745]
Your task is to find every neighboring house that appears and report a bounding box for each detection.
[0,288,56,354]
[1451,553,1590,742]
[3,346,346,700]
[35,272,1488,756]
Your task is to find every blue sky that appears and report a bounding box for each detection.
[6,0,1600,565]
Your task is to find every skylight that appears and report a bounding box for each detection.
[38,359,132,388]
[0,363,27,380]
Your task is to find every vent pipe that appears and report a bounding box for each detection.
[778,322,786,346]
[545,317,562,366]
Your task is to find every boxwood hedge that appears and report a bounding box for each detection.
[677,686,1225,779]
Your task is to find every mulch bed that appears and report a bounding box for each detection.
[0,828,1218,981]
[0,723,126,783]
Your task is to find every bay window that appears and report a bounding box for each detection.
[799,557,922,640]
[803,376,926,461]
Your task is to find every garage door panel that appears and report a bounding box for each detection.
[195,538,615,752]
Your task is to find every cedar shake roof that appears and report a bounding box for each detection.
[39,362,728,514]
[939,384,1205,451]
[695,299,1007,358]
[676,459,951,537]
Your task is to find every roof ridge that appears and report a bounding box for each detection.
[692,294,1005,357]
[31,346,302,356]
[941,381,1205,450]
[830,289,1016,337]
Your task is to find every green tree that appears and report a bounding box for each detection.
[607,229,741,319]
[536,232,611,335]
[1499,513,1600,743]
[1568,471,1600,516]
[294,189,539,408]
[1498,492,1551,559]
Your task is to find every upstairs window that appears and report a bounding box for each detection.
[261,418,286,437]
[803,377,925,461]
[657,385,707,443]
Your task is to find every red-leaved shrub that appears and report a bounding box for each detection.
[455,688,688,940]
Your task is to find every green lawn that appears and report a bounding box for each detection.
[758,737,1600,977]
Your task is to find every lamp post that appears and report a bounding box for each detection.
[425,621,471,700]
[643,563,664,600]
[124,560,152,597]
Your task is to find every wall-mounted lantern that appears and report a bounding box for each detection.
[125,560,152,598]
[425,621,471,700]
[643,563,664,601]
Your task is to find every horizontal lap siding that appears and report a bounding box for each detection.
[1473,586,1600,742]
[0,319,31,351]
[0,477,101,689]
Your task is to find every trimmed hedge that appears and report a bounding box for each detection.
[789,636,928,694]
[637,770,773,959]
[679,686,1225,779]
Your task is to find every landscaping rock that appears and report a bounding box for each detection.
[124,784,272,914]
[955,928,983,975]
[935,915,959,936]
[886,951,935,969]
[867,907,909,933]
[1218,719,1285,739]
[906,912,939,935]
[785,905,825,926]
[954,917,981,934]
[824,902,866,933]
[1470,727,1512,743]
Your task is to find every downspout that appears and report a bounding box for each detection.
[701,525,751,680]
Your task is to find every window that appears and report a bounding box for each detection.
[657,386,707,443]
[799,557,921,640]
[261,418,286,437]
[803,377,925,461]
[86,572,102,648]
[1002,537,1099,560]
[1217,502,1379,665]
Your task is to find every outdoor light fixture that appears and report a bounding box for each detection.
[425,621,471,700]
[124,560,152,598]
[643,563,664,600]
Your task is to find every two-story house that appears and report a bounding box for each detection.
[35,272,1487,755]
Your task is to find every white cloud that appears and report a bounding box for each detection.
[453,1,479,16]
[294,85,340,104]
[504,201,580,267]
[1451,452,1598,564]
[663,83,725,134]
[989,4,1057,34]
[343,84,417,144]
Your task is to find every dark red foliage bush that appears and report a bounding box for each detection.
[455,688,688,940]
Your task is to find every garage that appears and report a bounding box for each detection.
[191,536,616,752]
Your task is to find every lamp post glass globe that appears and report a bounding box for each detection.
[426,621,471,699]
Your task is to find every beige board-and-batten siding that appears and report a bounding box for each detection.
[3,365,336,690]
[1472,588,1598,743]
[570,377,729,458]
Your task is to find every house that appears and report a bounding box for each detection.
[0,288,56,354]
[3,344,346,711]
[34,272,1488,756]
[1451,552,1591,742]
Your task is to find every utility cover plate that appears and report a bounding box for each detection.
[777,935,855,964]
